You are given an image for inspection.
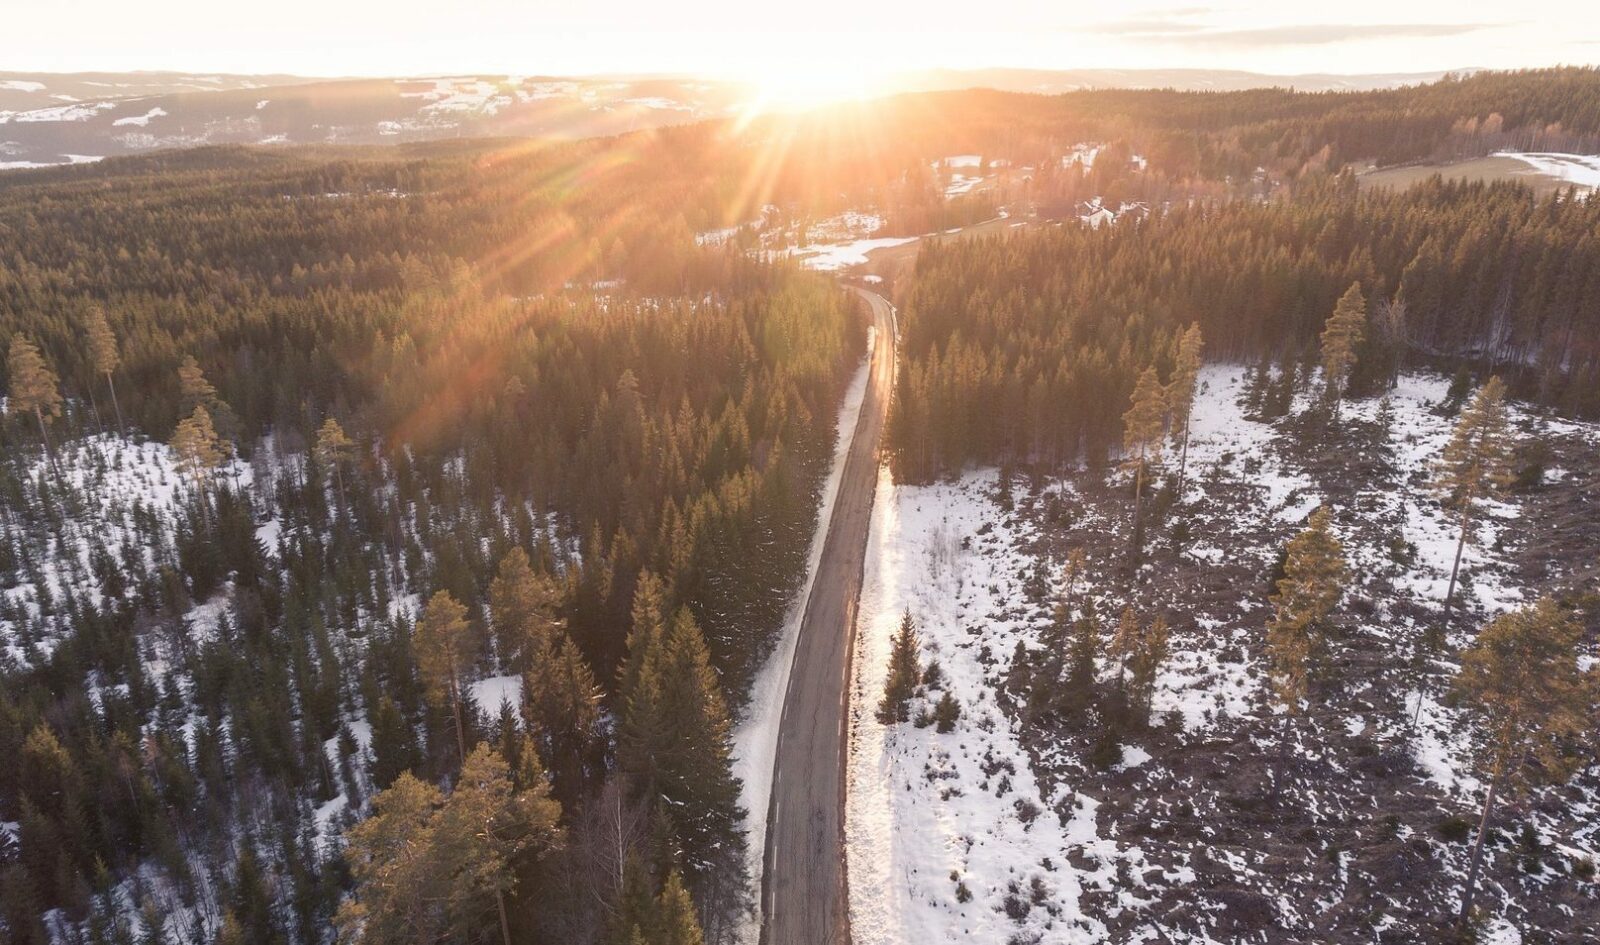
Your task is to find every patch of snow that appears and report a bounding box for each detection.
[112,106,167,127]
[470,675,523,723]
[0,101,115,123]
[848,469,1112,944]
[624,96,693,112]
[1493,151,1600,191]
[255,518,281,553]
[788,237,916,271]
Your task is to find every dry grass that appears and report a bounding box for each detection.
[1357,155,1579,196]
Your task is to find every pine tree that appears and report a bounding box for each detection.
[7,336,63,465]
[178,354,217,414]
[877,610,922,724]
[337,773,447,943]
[314,417,355,510]
[415,590,477,763]
[84,307,124,433]
[1452,599,1595,929]
[1319,282,1367,418]
[1166,323,1204,492]
[1121,366,1166,509]
[1432,376,1514,614]
[1265,507,1347,711]
[433,745,563,945]
[490,548,564,672]
[170,406,226,496]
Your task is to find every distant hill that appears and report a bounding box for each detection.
[0,67,1472,169]
[891,66,1472,94]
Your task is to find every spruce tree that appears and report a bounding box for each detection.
[1066,614,1100,698]
[1108,606,1140,688]
[1319,282,1367,418]
[620,571,669,699]
[659,609,746,911]
[1452,599,1595,929]
[1432,376,1514,614]
[652,870,705,945]
[523,635,603,807]
[1128,614,1171,724]
[1265,507,1347,711]
[877,610,922,724]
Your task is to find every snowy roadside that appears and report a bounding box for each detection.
[847,470,1118,944]
[843,363,1600,943]
[730,324,875,941]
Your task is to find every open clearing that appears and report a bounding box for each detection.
[1358,152,1598,195]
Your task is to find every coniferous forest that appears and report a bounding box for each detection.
[3,65,1600,945]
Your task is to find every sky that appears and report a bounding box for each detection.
[6,0,1599,83]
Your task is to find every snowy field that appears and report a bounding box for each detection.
[846,364,1600,943]
[848,469,1119,944]
[1493,151,1600,192]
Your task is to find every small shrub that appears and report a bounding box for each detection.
[1436,816,1473,843]
[1014,798,1041,826]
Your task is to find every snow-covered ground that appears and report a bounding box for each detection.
[845,363,1600,942]
[849,469,1116,944]
[790,236,917,271]
[1494,151,1600,191]
[470,674,525,722]
[732,329,875,941]
[2,434,265,662]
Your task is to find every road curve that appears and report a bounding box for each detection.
[759,287,896,945]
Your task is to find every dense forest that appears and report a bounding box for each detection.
[888,173,1600,481]
[0,139,862,944]
[3,65,1600,945]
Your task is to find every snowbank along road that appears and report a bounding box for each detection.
[759,287,896,945]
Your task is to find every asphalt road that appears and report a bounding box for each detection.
[759,286,895,945]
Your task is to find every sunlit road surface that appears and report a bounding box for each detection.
[759,287,895,945]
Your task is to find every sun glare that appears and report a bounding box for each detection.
[740,63,887,116]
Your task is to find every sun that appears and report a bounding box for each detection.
[738,62,888,115]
